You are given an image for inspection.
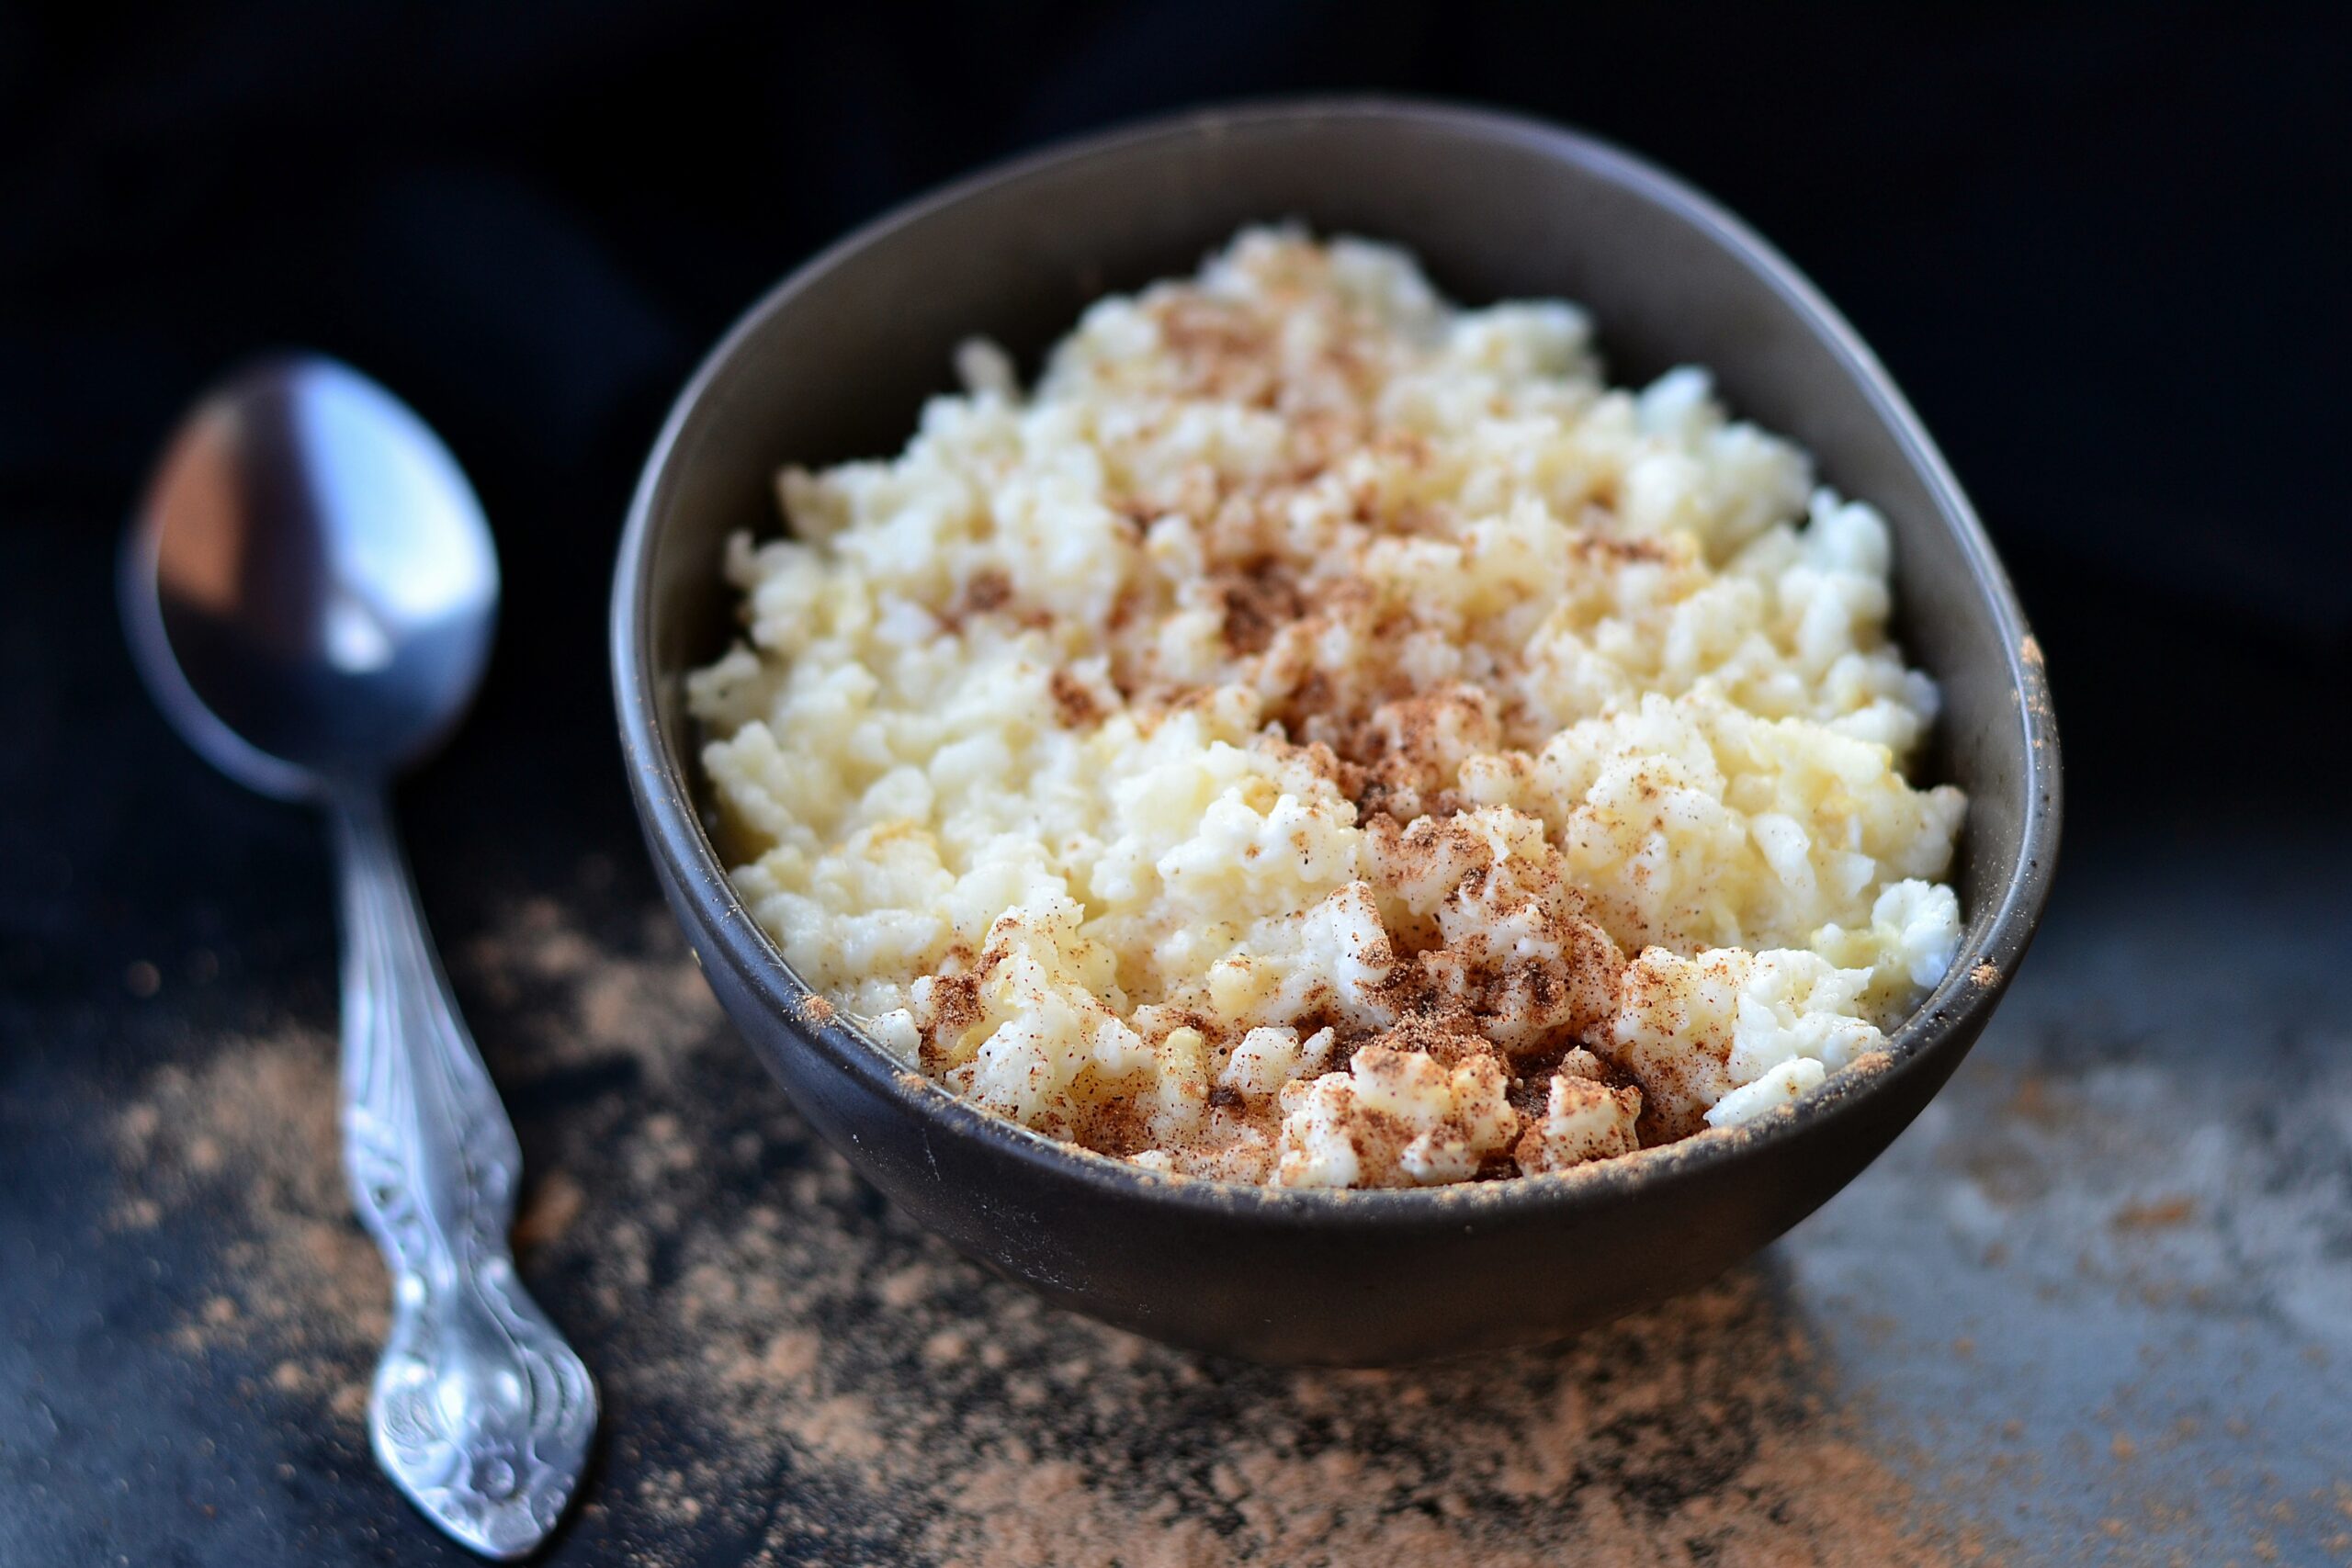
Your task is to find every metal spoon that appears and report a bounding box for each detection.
[120,355,596,1559]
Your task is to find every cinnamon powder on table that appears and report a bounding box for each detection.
[110,881,1977,1567]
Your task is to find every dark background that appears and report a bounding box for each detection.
[6,2,2349,892]
[8,2,2350,886]
[3,5,2348,1563]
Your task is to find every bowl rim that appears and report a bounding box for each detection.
[612,94,2062,1224]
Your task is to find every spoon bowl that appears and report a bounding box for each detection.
[122,356,497,800]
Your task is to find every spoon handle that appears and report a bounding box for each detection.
[330,791,596,1561]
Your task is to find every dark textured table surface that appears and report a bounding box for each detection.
[6,754,2350,1564]
[6,7,2350,1564]
[8,592,2351,1567]
[7,336,2350,1568]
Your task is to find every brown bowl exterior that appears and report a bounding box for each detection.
[611,99,2060,1365]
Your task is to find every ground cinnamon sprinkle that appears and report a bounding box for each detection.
[107,880,1974,1567]
[109,1026,388,1418]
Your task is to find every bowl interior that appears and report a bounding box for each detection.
[622,98,2055,1199]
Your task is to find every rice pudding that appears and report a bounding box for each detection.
[689,229,1964,1188]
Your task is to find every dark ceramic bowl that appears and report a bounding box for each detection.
[612,99,2060,1365]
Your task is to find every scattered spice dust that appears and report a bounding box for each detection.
[109,885,1980,1567]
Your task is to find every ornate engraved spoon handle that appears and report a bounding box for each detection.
[330,790,596,1560]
